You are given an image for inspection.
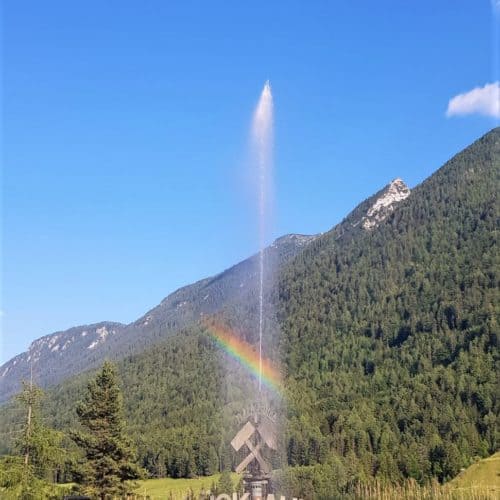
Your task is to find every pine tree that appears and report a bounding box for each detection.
[0,381,64,499]
[71,361,144,498]
[17,379,44,494]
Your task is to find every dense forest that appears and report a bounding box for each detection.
[0,128,498,496]
[278,128,499,488]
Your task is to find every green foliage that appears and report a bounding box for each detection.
[20,385,62,486]
[273,461,347,500]
[71,361,145,498]
[0,456,24,490]
[0,460,60,500]
[0,128,498,497]
[278,128,500,484]
[34,327,260,480]
[0,381,67,499]
[216,470,233,494]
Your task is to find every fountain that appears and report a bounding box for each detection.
[229,82,277,499]
[252,80,273,393]
[207,81,302,500]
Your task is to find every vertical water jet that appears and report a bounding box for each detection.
[252,80,273,393]
[228,81,285,500]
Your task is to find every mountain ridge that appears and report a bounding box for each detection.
[0,177,412,401]
[3,127,497,403]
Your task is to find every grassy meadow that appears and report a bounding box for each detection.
[133,473,241,499]
[128,454,500,499]
[445,452,500,497]
[3,454,497,499]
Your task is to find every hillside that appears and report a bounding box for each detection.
[279,127,499,485]
[0,176,411,401]
[0,232,316,401]
[0,128,498,495]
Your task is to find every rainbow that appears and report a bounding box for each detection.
[203,320,283,396]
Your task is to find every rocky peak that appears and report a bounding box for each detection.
[362,178,410,230]
[0,321,124,400]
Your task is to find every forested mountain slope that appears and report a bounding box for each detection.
[0,233,316,401]
[279,127,499,482]
[1,173,411,402]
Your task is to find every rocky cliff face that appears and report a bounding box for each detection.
[0,322,125,400]
[361,178,410,230]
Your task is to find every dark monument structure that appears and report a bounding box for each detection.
[231,412,277,500]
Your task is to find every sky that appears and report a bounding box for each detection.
[1,1,499,363]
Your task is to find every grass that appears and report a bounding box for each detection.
[131,463,500,500]
[352,455,500,499]
[353,480,497,499]
[445,452,500,495]
[133,473,241,499]
[3,455,497,499]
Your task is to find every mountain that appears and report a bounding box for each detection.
[0,177,411,402]
[278,127,499,486]
[0,128,497,493]
[0,233,313,401]
[0,321,125,391]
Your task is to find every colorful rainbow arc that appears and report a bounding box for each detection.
[204,321,283,396]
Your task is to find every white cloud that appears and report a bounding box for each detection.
[446,82,500,118]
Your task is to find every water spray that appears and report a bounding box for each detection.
[252,80,273,393]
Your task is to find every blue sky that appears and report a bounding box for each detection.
[2,1,499,363]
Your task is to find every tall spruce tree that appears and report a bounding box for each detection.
[71,361,144,498]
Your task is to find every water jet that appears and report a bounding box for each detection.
[230,81,278,500]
